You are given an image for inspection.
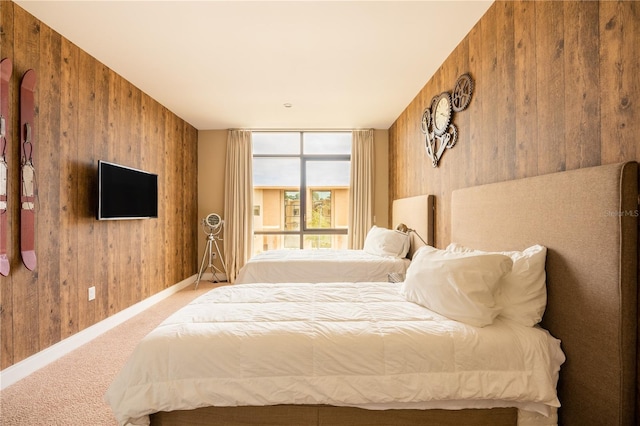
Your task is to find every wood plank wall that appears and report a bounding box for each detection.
[0,2,198,369]
[389,0,639,248]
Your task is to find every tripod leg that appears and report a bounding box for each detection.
[213,239,227,276]
[208,245,220,283]
[212,238,227,282]
[194,239,211,290]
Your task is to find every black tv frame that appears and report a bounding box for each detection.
[97,160,158,220]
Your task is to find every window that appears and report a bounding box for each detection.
[252,131,351,254]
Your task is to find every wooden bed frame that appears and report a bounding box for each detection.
[150,162,638,426]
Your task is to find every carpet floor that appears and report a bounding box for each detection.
[0,282,219,425]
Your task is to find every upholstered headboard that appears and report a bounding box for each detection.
[392,194,434,258]
[451,162,638,426]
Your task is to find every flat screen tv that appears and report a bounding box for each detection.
[97,160,158,220]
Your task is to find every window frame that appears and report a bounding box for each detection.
[252,131,351,250]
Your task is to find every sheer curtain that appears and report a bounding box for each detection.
[348,129,374,249]
[223,130,253,283]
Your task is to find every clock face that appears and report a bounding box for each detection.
[433,93,451,136]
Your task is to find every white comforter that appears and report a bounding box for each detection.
[235,249,410,283]
[105,282,564,426]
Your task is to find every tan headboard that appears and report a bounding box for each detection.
[451,162,638,426]
[392,194,434,258]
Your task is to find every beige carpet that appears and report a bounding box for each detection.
[0,282,219,425]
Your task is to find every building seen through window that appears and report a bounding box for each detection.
[252,132,351,255]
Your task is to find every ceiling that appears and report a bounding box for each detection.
[14,0,493,130]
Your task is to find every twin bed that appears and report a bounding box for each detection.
[105,162,638,426]
[235,195,434,284]
[234,248,410,284]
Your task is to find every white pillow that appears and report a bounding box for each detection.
[362,226,411,258]
[446,243,547,326]
[400,246,513,327]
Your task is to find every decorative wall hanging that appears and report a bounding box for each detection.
[0,58,12,276]
[421,73,473,167]
[20,69,37,271]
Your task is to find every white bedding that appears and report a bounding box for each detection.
[105,282,564,426]
[235,249,410,283]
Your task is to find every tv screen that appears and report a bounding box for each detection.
[97,160,158,220]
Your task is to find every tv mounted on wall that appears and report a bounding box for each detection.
[97,160,158,220]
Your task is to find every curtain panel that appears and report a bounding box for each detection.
[348,129,374,249]
[223,130,253,283]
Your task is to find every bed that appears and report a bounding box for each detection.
[107,280,563,426]
[233,248,410,284]
[234,195,434,284]
[105,161,638,426]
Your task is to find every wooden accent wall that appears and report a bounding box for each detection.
[0,2,198,369]
[390,0,639,248]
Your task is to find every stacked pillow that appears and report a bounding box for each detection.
[399,243,547,327]
[446,243,547,326]
[362,226,411,258]
[400,246,513,327]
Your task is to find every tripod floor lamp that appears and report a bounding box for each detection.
[194,213,227,289]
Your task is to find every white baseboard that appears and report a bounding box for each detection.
[0,274,198,390]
